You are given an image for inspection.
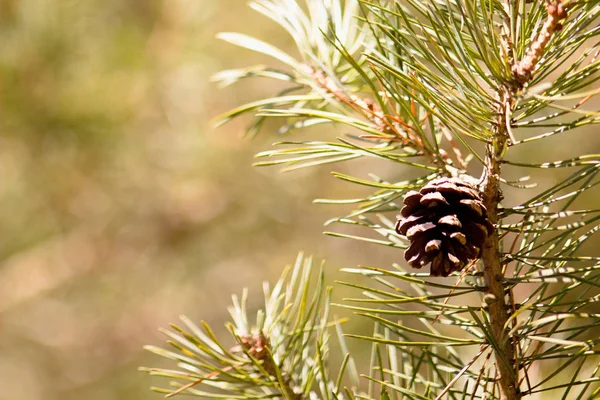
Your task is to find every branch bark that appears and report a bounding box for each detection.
[481,90,519,400]
[478,70,525,400]
[481,2,570,398]
[511,0,569,85]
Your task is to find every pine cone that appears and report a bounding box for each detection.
[395,177,494,277]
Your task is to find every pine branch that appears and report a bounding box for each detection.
[480,2,571,398]
[144,0,600,399]
[141,254,359,399]
[481,88,518,400]
[309,67,451,171]
[511,0,570,85]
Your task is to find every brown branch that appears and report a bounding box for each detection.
[479,3,574,396]
[310,68,460,174]
[311,69,410,140]
[440,124,468,170]
[512,0,569,85]
[481,91,519,400]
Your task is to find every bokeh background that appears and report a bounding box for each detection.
[0,2,598,400]
[0,2,401,399]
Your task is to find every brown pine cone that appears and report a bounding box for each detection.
[395,177,494,277]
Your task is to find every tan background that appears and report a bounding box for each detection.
[0,2,400,399]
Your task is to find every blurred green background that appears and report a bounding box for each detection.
[1,2,599,400]
[0,1,402,399]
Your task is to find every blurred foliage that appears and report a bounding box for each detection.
[1,1,599,400]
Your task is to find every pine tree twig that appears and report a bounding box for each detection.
[499,22,515,68]
[430,260,478,326]
[482,2,576,394]
[512,0,569,85]
[239,332,301,400]
[481,89,519,400]
[434,345,488,400]
[311,68,406,139]
[311,68,454,173]
[470,350,494,400]
[164,332,301,399]
[146,2,600,399]
[165,370,225,398]
[440,124,468,170]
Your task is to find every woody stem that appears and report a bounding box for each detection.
[480,91,519,400]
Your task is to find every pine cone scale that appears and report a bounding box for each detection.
[425,239,442,253]
[459,199,485,217]
[420,192,449,207]
[405,221,437,240]
[438,215,462,229]
[400,191,424,217]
